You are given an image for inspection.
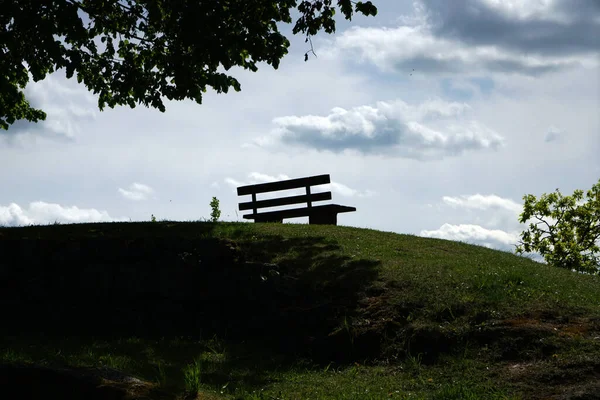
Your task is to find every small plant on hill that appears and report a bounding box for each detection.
[182,357,203,394]
[210,196,221,222]
[516,178,600,274]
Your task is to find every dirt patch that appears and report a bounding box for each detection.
[0,363,171,400]
[502,315,600,340]
[502,345,600,399]
[507,363,600,400]
[551,380,600,400]
[470,315,600,361]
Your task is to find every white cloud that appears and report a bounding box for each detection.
[325,24,585,77]
[0,201,128,227]
[225,173,298,199]
[224,177,243,188]
[329,182,377,198]
[421,223,520,249]
[254,98,504,160]
[444,78,484,97]
[247,172,291,184]
[225,173,291,188]
[323,0,598,78]
[0,203,34,226]
[478,0,566,21]
[442,194,522,214]
[224,173,375,198]
[2,71,97,142]
[421,193,526,251]
[118,182,155,201]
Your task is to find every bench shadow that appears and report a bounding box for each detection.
[1,224,382,394]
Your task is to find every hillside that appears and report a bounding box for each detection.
[1,221,599,399]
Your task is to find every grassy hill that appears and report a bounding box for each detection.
[1,221,599,399]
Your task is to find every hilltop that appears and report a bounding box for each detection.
[1,221,599,399]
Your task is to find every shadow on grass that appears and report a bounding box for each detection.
[1,223,382,392]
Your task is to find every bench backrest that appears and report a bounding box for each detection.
[237,174,332,215]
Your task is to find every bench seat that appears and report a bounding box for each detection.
[242,204,356,224]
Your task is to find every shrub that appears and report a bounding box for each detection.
[210,196,221,222]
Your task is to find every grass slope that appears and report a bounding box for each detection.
[1,221,599,399]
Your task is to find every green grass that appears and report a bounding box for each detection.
[183,357,203,394]
[1,221,599,399]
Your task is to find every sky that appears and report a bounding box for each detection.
[1,0,599,257]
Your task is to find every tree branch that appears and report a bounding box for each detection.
[64,0,154,45]
[533,216,552,234]
[304,35,317,61]
[116,1,150,24]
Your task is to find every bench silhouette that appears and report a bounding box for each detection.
[237,174,356,225]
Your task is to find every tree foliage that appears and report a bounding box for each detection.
[0,0,377,129]
[515,179,600,274]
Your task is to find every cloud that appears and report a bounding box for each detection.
[440,77,496,100]
[329,182,377,198]
[442,194,522,214]
[118,182,155,201]
[422,0,600,57]
[225,173,292,189]
[439,194,524,229]
[1,72,97,142]
[254,98,504,159]
[225,173,375,198]
[420,222,545,263]
[225,173,298,200]
[0,201,128,227]
[421,192,527,251]
[324,0,597,78]
[0,204,34,226]
[420,223,520,249]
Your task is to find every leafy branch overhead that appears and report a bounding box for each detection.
[0,0,377,130]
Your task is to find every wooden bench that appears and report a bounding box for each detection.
[237,174,356,225]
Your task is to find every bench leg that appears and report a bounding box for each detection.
[309,213,337,225]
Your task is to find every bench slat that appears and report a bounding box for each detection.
[237,174,330,196]
[238,191,332,211]
[242,204,356,220]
